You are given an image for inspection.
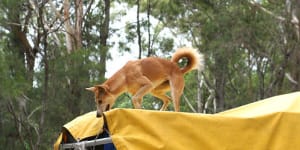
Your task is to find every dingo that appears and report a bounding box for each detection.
[86,47,204,117]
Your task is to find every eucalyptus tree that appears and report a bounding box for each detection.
[139,0,300,113]
[0,0,112,149]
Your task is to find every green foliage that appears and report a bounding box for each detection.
[114,93,133,109]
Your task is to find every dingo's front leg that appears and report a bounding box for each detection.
[132,77,153,109]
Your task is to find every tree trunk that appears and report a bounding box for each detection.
[63,0,84,51]
[63,0,74,53]
[290,0,300,90]
[99,0,111,79]
[75,0,83,49]
[256,57,265,99]
[214,55,226,112]
[35,4,48,149]
[10,15,37,84]
[137,0,142,59]
[197,71,203,113]
[147,0,152,57]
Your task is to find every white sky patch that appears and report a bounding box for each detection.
[106,4,138,78]
[106,3,192,78]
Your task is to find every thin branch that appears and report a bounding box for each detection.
[83,0,95,20]
[201,72,216,113]
[49,0,64,21]
[183,94,197,113]
[248,1,285,22]
[285,72,298,85]
[7,101,27,149]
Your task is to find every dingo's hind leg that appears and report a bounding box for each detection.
[169,73,184,112]
[151,81,171,111]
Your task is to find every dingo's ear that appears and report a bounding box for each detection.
[86,87,96,92]
[95,85,110,93]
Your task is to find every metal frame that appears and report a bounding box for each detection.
[59,137,113,150]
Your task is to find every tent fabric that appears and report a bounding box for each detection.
[62,111,103,140]
[218,92,300,117]
[104,92,300,150]
[54,92,300,150]
[53,111,103,150]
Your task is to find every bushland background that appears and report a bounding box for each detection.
[1,0,300,149]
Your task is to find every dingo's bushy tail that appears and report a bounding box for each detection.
[171,47,204,74]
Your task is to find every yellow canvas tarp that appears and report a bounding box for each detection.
[53,111,103,150]
[104,92,300,150]
[218,92,300,117]
[54,92,300,150]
